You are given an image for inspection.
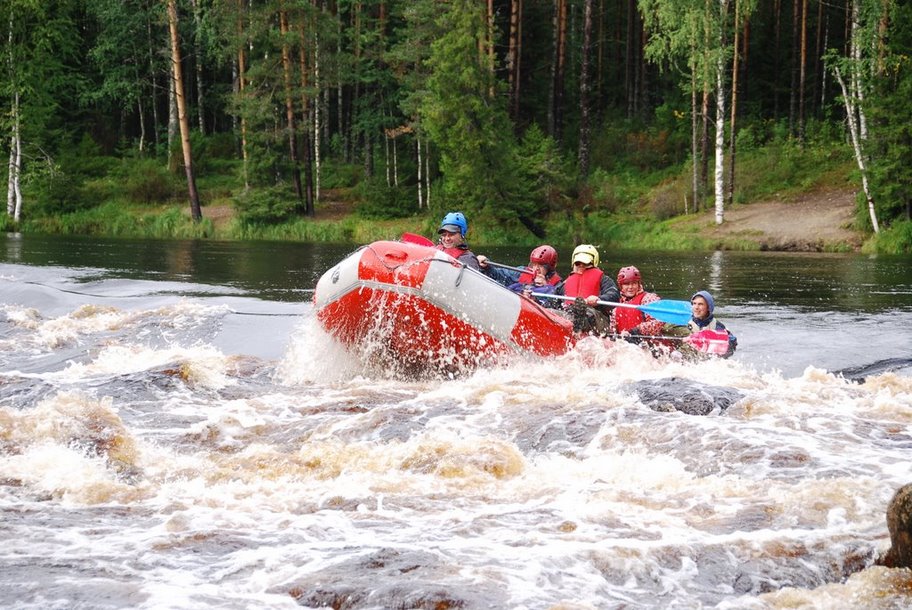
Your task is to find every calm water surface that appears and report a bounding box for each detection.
[1,233,911,609]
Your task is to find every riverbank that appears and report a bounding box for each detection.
[674,187,863,252]
[194,186,866,252]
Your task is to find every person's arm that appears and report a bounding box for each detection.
[484,265,519,286]
[457,251,481,271]
[595,276,620,312]
[631,292,665,336]
[599,276,620,302]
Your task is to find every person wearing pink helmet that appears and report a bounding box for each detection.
[611,265,664,339]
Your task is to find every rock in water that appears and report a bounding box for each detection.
[627,377,743,416]
[884,483,912,568]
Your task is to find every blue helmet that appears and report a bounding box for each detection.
[438,211,468,236]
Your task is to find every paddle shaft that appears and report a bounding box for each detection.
[484,260,529,274]
[535,292,693,326]
[537,292,646,312]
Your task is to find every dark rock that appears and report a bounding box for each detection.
[881,483,912,568]
[284,548,507,609]
[626,377,743,415]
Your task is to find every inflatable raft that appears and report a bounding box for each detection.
[313,240,575,373]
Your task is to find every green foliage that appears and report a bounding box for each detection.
[320,161,363,189]
[421,0,534,229]
[866,3,912,230]
[20,202,212,239]
[232,186,299,225]
[863,220,912,254]
[117,159,179,204]
[355,178,417,220]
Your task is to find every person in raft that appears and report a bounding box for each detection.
[610,265,664,341]
[552,244,619,335]
[477,245,562,297]
[665,290,738,358]
[436,211,480,271]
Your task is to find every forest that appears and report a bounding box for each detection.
[2,0,911,252]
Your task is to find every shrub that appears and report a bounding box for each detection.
[649,180,689,220]
[233,186,299,224]
[355,178,418,220]
[122,160,178,204]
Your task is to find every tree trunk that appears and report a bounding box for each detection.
[190,0,206,134]
[714,0,730,226]
[236,0,249,190]
[487,0,495,95]
[833,66,878,233]
[578,0,593,179]
[691,67,699,213]
[700,87,710,192]
[849,0,867,140]
[773,0,781,118]
[167,49,177,167]
[507,0,523,119]
[798,0,808,144]
[279,9,304,207]
[316,5,324,203]
[549,0,568,142]
[147,16,161,150]
[7,93,23,221]
[297,23,315,217]
[417,135,424,209]
[424,139,430,208]
[727,0,741,208]
[166,0,202,222]
[714,57,726,225]
[789,0,800,136]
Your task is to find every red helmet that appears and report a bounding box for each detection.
[529,245,558,269]
[617,265,641,285]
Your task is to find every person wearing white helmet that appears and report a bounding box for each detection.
[552,244,619,334]
[435,211,480,271]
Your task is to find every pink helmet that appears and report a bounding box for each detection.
[529,245,558,269]
[617,265,641,285]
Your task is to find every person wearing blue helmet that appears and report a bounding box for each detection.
[436,211,480,271]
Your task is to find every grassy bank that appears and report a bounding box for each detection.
[5,136,908,253]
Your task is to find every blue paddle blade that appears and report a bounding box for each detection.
[637,299,692,326]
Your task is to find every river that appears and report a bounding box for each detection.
[1,233,911,609]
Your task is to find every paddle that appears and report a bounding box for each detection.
[484,260,528,274]
[536,292,693,326]
[401,232,435,247]
[613,329,731,351]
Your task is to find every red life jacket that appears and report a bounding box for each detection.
[517,271,562,286]
[437,245,466,260]
[614,291,647,333]
[563,268,603,298]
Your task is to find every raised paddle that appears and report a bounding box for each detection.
[535,292,693,326]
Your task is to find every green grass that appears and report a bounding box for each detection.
[7,133,906,253]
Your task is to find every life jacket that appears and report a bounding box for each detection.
[614,291,647,333]
[517,270,562,286]
[688,316,723,333]
[563,267,603,298]
[437,245,467,259]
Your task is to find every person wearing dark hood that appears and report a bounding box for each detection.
[686,290,738,357]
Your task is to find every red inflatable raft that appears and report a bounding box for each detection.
[313,240,575,372]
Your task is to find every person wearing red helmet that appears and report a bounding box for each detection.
[610,265,665,339]
[477,245,562,296]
